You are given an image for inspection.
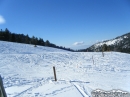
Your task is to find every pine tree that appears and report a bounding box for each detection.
[45,40,50,46]
[4,28,10,41]
[25,34,30,44]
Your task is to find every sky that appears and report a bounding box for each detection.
[0,0,130,49]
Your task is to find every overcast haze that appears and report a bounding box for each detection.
[0,0,130,49]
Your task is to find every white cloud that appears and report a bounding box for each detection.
[0,15,5,24]
[73,41,84,46]
[69,44,91,50]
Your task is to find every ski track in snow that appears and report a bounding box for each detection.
[73,83,89,97]
[0,41,130,97]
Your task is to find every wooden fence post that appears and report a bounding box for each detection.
[53,66,57,81]
[92,56,94,65]
[0,75,7,97]
[102,46,104,57]
[102,51,104,57]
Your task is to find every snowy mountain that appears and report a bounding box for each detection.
[87,32,130,53]
[0,41,130,97]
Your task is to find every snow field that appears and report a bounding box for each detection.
[0,41,130,97]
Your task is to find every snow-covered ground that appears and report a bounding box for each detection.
[0,41,130,97]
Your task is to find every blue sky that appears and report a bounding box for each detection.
[0,0,130,49]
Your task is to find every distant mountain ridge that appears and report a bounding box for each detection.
[87,32,130,53]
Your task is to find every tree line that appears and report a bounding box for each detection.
[0,28,74,52]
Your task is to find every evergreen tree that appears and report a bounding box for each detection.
[25,34,30,44]
[11,33,16,42]
[4,28,10,41]
[38,38,45,46]
[103,44,108,51]
[45,40,50,46]
[31,36,35,44]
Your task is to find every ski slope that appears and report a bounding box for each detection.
[0,41,130,97]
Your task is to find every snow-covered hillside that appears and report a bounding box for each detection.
[0,41,130,97]
[0,41,69,54]
[88,32,130,52]
[94,37,123,47]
